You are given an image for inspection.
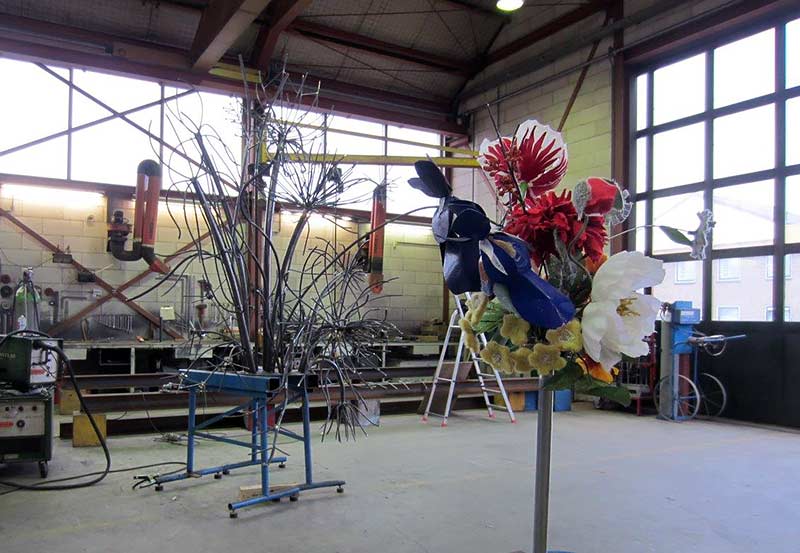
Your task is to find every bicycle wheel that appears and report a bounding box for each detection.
[653,374,701,420]
[698,372,727,417]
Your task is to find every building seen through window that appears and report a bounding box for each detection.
[629,16,800,322]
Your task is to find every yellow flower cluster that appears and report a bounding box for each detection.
[510,347,534,374]
[545,319,582,352]
[529,343,567,375]
[479,342,567,377]
[464,293,489,326]
[500,314,530,346]
[458,318,480,354]
[480,341,513,375]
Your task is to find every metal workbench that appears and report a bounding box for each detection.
[149,369,345,517]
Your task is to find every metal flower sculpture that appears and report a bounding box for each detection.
[413,119,678,405]
[478,120,568,203]
[410,160,575,330]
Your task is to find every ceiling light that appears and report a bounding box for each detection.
[496,0,523,12]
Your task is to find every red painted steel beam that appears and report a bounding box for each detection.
[250,0,313,70]
[485,0,610,66]
[288,20,471,75]
[47,231,211,337]
[191,0,272,71]
[0,208,184,338]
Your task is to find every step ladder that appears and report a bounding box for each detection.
[422,292,517,426]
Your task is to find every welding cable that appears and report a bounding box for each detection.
[0,461,187,496]
[0,333,111,491]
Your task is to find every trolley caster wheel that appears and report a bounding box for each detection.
[222,469,230,475]
[155,484,164,492]
[336,486,344,494]
[278,462,286,469]
[214,473,222,480]
[38,461,48,479]
[229,511,238,519]
[271,498,281,503]
[289,495,299,502]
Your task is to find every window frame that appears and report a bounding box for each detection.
[765,306,791,321]
[716,258,742,282]
[624,11,800,323]
[716,305,741,321]
[766,258,792,279]
[0,61,444,215]
[674,260,698,284]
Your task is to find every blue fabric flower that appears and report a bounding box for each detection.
[409,161,575,329]
[479,234,575,328]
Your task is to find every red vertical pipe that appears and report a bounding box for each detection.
[142,174,161,248]
[368,185,387,294]
[133,171,146,243]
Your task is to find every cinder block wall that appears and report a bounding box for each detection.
[453,0,730,211]
[0,192,442,339]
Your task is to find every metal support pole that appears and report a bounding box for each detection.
[302,386,313,485]
[251,398,258,462]
[187,387,196,473]
[533,388,554,553]
[259,396,269,494]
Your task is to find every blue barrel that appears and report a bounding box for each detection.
[524,390,572,411]
[554,389,572,411]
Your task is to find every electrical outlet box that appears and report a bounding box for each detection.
[160,306,176,321]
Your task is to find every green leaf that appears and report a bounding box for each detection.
[658,226,693,247]
[472,301,505,335]
[542,359,583,390]
[583,385,632,407]
[518,180,528,200]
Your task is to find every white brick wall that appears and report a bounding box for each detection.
[0,196,444,337]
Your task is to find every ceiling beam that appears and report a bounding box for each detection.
[0,18,466,135]
[288,20,471,76]
[190,0,272,71]
[250,0,312,70]
[485,0,610,66]
[461,0,694,100]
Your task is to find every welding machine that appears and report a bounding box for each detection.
[0,335,60,390]
[0,334,60,477]
[0,389,52,477]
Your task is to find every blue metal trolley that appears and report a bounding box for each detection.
[151,369,344,517]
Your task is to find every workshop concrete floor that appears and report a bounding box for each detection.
[1,405,799,553]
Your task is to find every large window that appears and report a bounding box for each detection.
[628,15,800,323]
[0,58,441,216]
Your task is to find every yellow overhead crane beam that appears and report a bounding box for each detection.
[211,63,480,164]
[261,151,480,167]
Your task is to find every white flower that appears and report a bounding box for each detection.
[582,251,665,370]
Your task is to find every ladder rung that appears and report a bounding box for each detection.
[484,388,502,393]
[436,377,455,383]
[491,405,511,412]
[476,372,497,378]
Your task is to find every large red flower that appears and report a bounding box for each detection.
[515,121,568,195]
[504,190,607,267]
[583,177,619,216]
[478,120,568,204]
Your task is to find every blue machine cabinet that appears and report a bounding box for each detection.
[152,369,345,517]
